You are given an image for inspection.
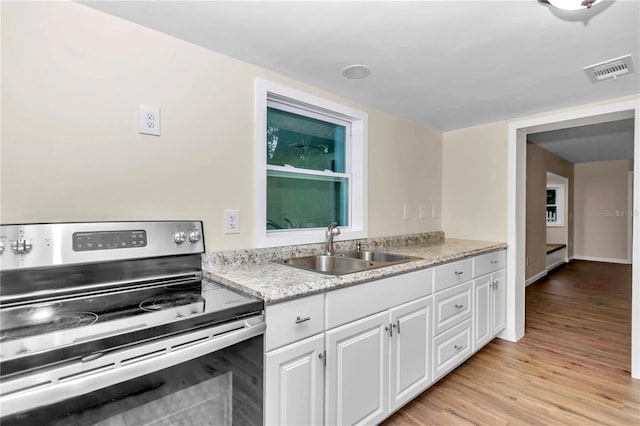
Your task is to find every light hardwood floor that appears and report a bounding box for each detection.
[382,261,640,425]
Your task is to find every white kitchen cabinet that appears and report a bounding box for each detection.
[265,334,325,426]
[325,311,389,426]
[324,296,433,424]
[433,281,472,336]
[389,296,432,412]
[472,251,506,351]
[434,258,473,292]
[473,274,491,350]
[264,248,506,426]
[433,319,472,381]
[491,269,506,336]
[265,293,324,351]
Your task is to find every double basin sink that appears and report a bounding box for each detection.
[278,250,421,275]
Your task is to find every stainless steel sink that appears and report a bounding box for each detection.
[277,251,421,275]
[338,250,418,263]
[279,255,374,275]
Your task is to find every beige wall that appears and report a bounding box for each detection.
[441,122,509,241]
[441,94,638,245]
[525,143,574,279]
[1,2,442,250]
[574,159,633,262]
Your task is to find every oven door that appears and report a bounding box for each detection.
[0,316,265,426]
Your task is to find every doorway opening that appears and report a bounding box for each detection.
[506,99,640,378]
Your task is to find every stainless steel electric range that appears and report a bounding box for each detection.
[0,221,264,426]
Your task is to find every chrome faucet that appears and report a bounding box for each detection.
[324,222,341,256]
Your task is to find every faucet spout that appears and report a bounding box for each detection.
[324,222,341,256]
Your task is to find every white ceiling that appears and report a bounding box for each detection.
[81,1,640,133]
[528,118,634,163]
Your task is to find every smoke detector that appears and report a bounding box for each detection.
[584,54,634,83]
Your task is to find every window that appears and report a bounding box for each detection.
[255,79,367,247]
[546,185,564,226]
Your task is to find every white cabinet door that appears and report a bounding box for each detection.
[473,274,491,351]
[265,334,324,426]
[389,296,432,412]
[491,269,506,336]
[325,311,389,426]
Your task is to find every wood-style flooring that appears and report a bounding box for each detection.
[382,260,639,425]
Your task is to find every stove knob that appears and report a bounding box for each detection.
[188,231,201,243]
[173,231,187,244]
[0,241,5,254]
[11,238,32,254]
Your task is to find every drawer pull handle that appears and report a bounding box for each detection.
[454,345,463,351]
[455,304,464,309]
[295,316,311,324]
[490,260,499,264]
[385,325,393,337]
[454,271,464,276]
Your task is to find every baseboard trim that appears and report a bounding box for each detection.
[525,270,548,286]
[573,255,631,265]
[546,258,565,271]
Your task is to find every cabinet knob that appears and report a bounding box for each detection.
[295,316,311,324]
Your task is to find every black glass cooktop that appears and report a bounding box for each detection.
[0,280,263,378]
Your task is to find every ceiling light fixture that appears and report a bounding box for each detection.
[543,0,603,10]
[342,64,371,79]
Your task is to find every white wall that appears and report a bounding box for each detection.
[1,2,442,250]
[574,159,633,263]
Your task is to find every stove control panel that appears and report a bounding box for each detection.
[0,221,205,271]
[73,230,147,252]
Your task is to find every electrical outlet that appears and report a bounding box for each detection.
[403,204,410,220]
[139,105,160,136]
[431,205,439,219]
[419,204,425,219]
[224,209,240,234]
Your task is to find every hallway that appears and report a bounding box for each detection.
[383,260,639,425]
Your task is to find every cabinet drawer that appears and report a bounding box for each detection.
[474,250,506,277]
[434,258,472,292]
[266,294,324,351]
[433,281,472,335]
[433,318,472,381]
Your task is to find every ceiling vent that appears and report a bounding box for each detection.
[584,54,634,83]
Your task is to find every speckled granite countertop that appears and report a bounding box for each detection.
[202,236,506,305]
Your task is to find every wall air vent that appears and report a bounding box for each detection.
[584,54,634,83]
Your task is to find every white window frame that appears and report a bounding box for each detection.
[546,185,564,227]
[255,79,368,248]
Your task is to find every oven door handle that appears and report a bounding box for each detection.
[0,315,265,418]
